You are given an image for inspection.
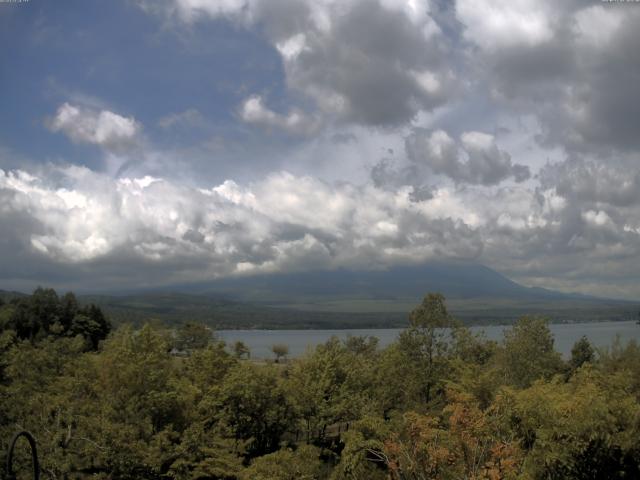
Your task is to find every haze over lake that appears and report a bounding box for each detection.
[219,321,640,359]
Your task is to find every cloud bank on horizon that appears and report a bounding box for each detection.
[1,0,639,298]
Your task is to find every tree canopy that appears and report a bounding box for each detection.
[2,290,640,479]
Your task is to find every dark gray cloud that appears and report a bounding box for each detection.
[458,1,640,153]
[405,128,530,185]
[539,158,640,208]
[286,0,454,126]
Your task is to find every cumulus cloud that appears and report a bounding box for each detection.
[405,129,530,185]
[458,0,640,153]
[3,158,640,297]
[239,96,320,135]
[48,103,141,151]
[539,158,640,208]
[457,0,556,50]
[5,0,640,299]
[141,0,457,127]
[137,0,640,156]
[0,166,485,289]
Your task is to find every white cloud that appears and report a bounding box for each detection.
[2,162,640,297]
[239,96,320,135]
[582,210,613,229]
[0,165,482,273]
[457,0,555,49]
[574,6,624,48]
[48,103,140,151]
[166,0,252,22]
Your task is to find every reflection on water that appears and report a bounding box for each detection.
[219,320,640,359]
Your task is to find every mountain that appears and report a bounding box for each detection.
[0,289,29,303]
[196,262,590,304]
[3,264,638,329]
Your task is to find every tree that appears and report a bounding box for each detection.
[233,340,251,359]
[240,445,325,480]
[217,363,294,457]
[597,337,640,396]
[69,305,111,350]
[0,288,109,350]
[287,337,372,442]
[499,367,640,479]
[500,316,564,388]
[28,287,61,337]
[183,340,237,394]
[569,336,596,372]
[409,292,452,329]
[59,291,79,332]
[333,415,390,480]
[381,392,524,479]
[272,343,289,363]
[392,293,453,405]
[174,322,212,352]
[344,335,379,356]
[88,324,187,477]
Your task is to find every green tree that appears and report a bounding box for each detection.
[569,336,596,372]
[218,363,294,457]
[59,291,79,332]
[333,415,390,480]
[69,311,109,350]
[344,335,379,356]
[174,321,212,352]
[499,316,564,388]
[0,288,109,350]
[499,367,640,479]
[240,445,325,480]
[272,343,289,363]
[287,337,372,443]
[597,337,640,396]
[0,335,94,478]
[183,340,237,395]
[88,324,186,477]
[233,340,251,359]
[388,293,454,407]
[28,287,61,338]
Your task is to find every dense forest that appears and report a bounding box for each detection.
[2,288,640,479]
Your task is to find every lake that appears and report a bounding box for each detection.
[219,320,640,359]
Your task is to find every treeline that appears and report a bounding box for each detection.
[0,287,111,349]
[2,291,640,479]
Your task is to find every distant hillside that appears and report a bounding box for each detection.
[77,292,407,330]
[194,263,594,304]
[0,289,28,303]
[78,291,639,330]
[3,263,639,329]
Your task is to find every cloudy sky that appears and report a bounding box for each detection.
[1,0,639,298]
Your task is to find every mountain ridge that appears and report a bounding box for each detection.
[2,263,637,329]
[191,262,602,303]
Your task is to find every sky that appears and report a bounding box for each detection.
[1,0,640,298]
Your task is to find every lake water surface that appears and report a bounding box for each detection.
[219,320,640,359]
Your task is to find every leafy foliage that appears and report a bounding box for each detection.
[0,287,110,349]
[2,290,640,479]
